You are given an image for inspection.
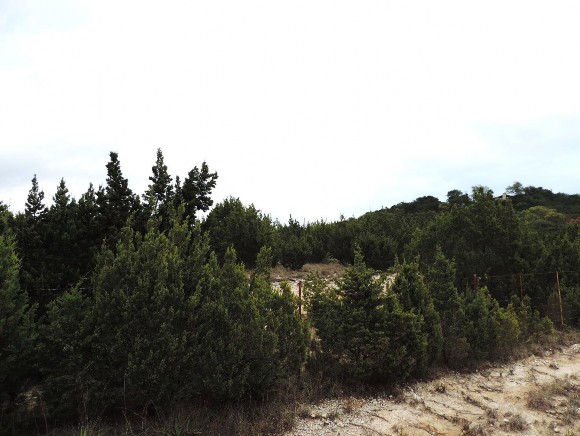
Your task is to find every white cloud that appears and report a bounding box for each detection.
[1,1,579,220]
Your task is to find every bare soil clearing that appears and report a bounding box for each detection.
[287,343,580,435]
[271,262,346,282]
[275,263,579,435]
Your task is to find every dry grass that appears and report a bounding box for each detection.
[296,403,312,419]
[526,375,580,428]
[527,388,552,410]
[342,397,364,414]
[527,377,580,412]
[501,413,528,431]
[484,408,498,419]
[49,400,297,436]
[270,262,346,281]
[462,422,488,435]
[40,373,351,436]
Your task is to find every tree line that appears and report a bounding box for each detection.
[1,150,580,432]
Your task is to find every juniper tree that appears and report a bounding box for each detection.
[411,186,525,301]
[426,246,469,365]
[391,260,443,365]
[249,247,309,388]
[202,197,274,267]
[277,216,311,270]
[336,249,395,378]
[463,286,501,361]
[38,287,95,419]
[143,148,174,231]
[96,152,137,247]
[305,249,427,382]
[181,162,218,222]
[89,222,190,409]
[146,148,173,207]
[75,183,101,281]
[187,245,309,401]
[25,174,46,219]
[17,175,49,301]
[0,223,37,403]
[44,178,80,293]
[173,175,183,209]
[494,302,521,358]
[189,248,259,400]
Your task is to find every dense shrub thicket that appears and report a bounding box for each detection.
[2,212,309,432]
[1,150,579,433]
[305,249,555,382]
[305,250,429,382]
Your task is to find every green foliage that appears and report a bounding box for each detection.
[253,247,309,379]
[506,181,524,195]
[16,175,49,301]
[263,280,310,381]
[16,177,96,308]
[146,148,174,208]
[5,150,580,430]
[303,220,331,263]
[324,217,358,265]
[96,152,138,248]
[510,184,580,215]
[393,195,441,214]
[511,295,554,341]
[463,287,501,360]
[305,249,427,382]
[354,209,408,269]
[190,246,309,401]
[446,189,470,206]
[203,197,274,268]
[303,275,341,363]
[0,228,37,402]
[521,206,566,233]
[38,288,96,419]
[181,162,218,222]
[426,247,469,366]
[563,285,580,327]
[276,216,311,270]
[89,223,191,409]
[189,248,256,400]
[410,185,524,299]
[74,184,102,280]
[391,260,442,366]
[25,174,46,219]
[34,214,309,419]
[43,179,82,293]
[143,148,174,231]
[495,303,521,358]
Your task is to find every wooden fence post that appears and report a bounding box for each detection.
[556,271,564,328]
[519,272,524,305]
[298,281,302,317]
[472,274,479,292]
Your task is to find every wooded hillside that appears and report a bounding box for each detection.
[2,150,579,433]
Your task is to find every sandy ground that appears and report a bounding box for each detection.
[271,262,346,283]
[287,344,580,436]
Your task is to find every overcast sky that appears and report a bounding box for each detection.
[1,1,579,222]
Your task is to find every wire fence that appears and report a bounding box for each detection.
[24,268,580,327]
[484,270,580,327]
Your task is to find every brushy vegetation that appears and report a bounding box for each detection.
[462,422,488,436]
[527,376,580,424]
[2,150,580,434]
[501,413,528,431]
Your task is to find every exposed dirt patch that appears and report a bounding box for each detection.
[287,344,580,435]
[271,262,346,282]
[270,263,345,303]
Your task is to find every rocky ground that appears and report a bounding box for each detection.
[287,343,580,436]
